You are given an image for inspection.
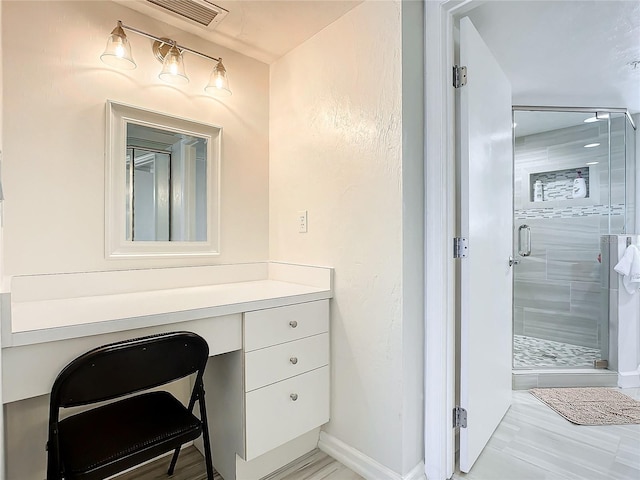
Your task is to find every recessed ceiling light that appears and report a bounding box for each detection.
[584,143,600,148]
[586,161,599,165]
[584,116,598,123]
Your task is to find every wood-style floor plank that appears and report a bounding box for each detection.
[264,449,364,480]
[112,446,362,480]
[111,447,220,480]
[113,388,639,480]
[453,388,640,480]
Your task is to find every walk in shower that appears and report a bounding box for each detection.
[512,106,636,371]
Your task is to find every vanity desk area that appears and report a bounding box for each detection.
[1,262,333,480]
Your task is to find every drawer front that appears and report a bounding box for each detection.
[244,300,329,351]
[244,333,329,392]
[244,366,329,461]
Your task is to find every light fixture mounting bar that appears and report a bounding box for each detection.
[119,20,221,63]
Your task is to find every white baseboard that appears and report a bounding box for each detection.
[403,462,427,480]
[318,432,426,480]
[618,369,640,388]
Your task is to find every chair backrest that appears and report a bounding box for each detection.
[51,331,209,408]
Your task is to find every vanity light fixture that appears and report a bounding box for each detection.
[584,143,600,148]
[158,41,189,85]
[101,21,136,69]
[101,20,231,96]
[586,161,599,165]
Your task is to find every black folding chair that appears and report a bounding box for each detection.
[46,331,214,479]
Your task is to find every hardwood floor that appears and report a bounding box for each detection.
[112,446,362,480]
[454,388,640,480]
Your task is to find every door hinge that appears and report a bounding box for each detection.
[453,65,467,88]
[454,406,467,428]
[453,237,468,258]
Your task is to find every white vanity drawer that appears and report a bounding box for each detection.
[244,300,329,351]
[244,366,329,460]
[244,333,329,392]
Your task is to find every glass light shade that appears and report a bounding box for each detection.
[101,24,136,70]
[158,45,189,84]
[205,60,232,97]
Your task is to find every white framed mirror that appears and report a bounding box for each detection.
[106,101,220,258]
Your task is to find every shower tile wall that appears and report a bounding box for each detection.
[513,119,626,356]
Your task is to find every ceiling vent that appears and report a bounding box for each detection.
[146,0,228,29]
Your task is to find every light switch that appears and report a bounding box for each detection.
[298,210,308,233]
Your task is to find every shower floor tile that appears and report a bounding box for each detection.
[513,334,601,368]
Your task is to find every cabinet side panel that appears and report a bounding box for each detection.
[202,351,244,480]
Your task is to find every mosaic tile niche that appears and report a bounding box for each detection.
[529,167,590,202]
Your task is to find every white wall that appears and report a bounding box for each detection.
[613,235,640,388]
[1,1,268,477]
[269,1,424,476]
[3,1,427,478]
[1,0,269,283]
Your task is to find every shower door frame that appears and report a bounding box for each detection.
[511,105,636,371]
[513,105,635,127]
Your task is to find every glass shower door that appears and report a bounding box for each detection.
[512,109,615,369]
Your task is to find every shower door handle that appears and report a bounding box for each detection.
[518,224,531,257]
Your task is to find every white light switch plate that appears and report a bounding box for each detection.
[298,210,308,233]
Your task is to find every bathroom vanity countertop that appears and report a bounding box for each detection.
[1,263,333,348]
[1,263,334,404]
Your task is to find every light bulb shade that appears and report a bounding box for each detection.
[205,60,232,97]
[159,45,189,84]
[101,23,136,70]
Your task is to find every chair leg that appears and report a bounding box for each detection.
[167,445,181,476]
[198,388,215,480]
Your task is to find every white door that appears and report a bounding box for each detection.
[458,16,513,473]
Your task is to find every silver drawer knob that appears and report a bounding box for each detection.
[289,320,298,328]
[290,393,298,401]
[290,357,298,365]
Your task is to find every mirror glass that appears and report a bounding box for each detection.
[106,101,220,258]
[126,124,207,242]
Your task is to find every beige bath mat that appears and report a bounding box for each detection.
[530,387,640,425]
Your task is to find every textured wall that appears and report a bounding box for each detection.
[1,0,269,282]
[1,1,267,477]
[513,117,630,356]
[269,0,423,475]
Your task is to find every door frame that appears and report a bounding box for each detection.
[423,1,481,479]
